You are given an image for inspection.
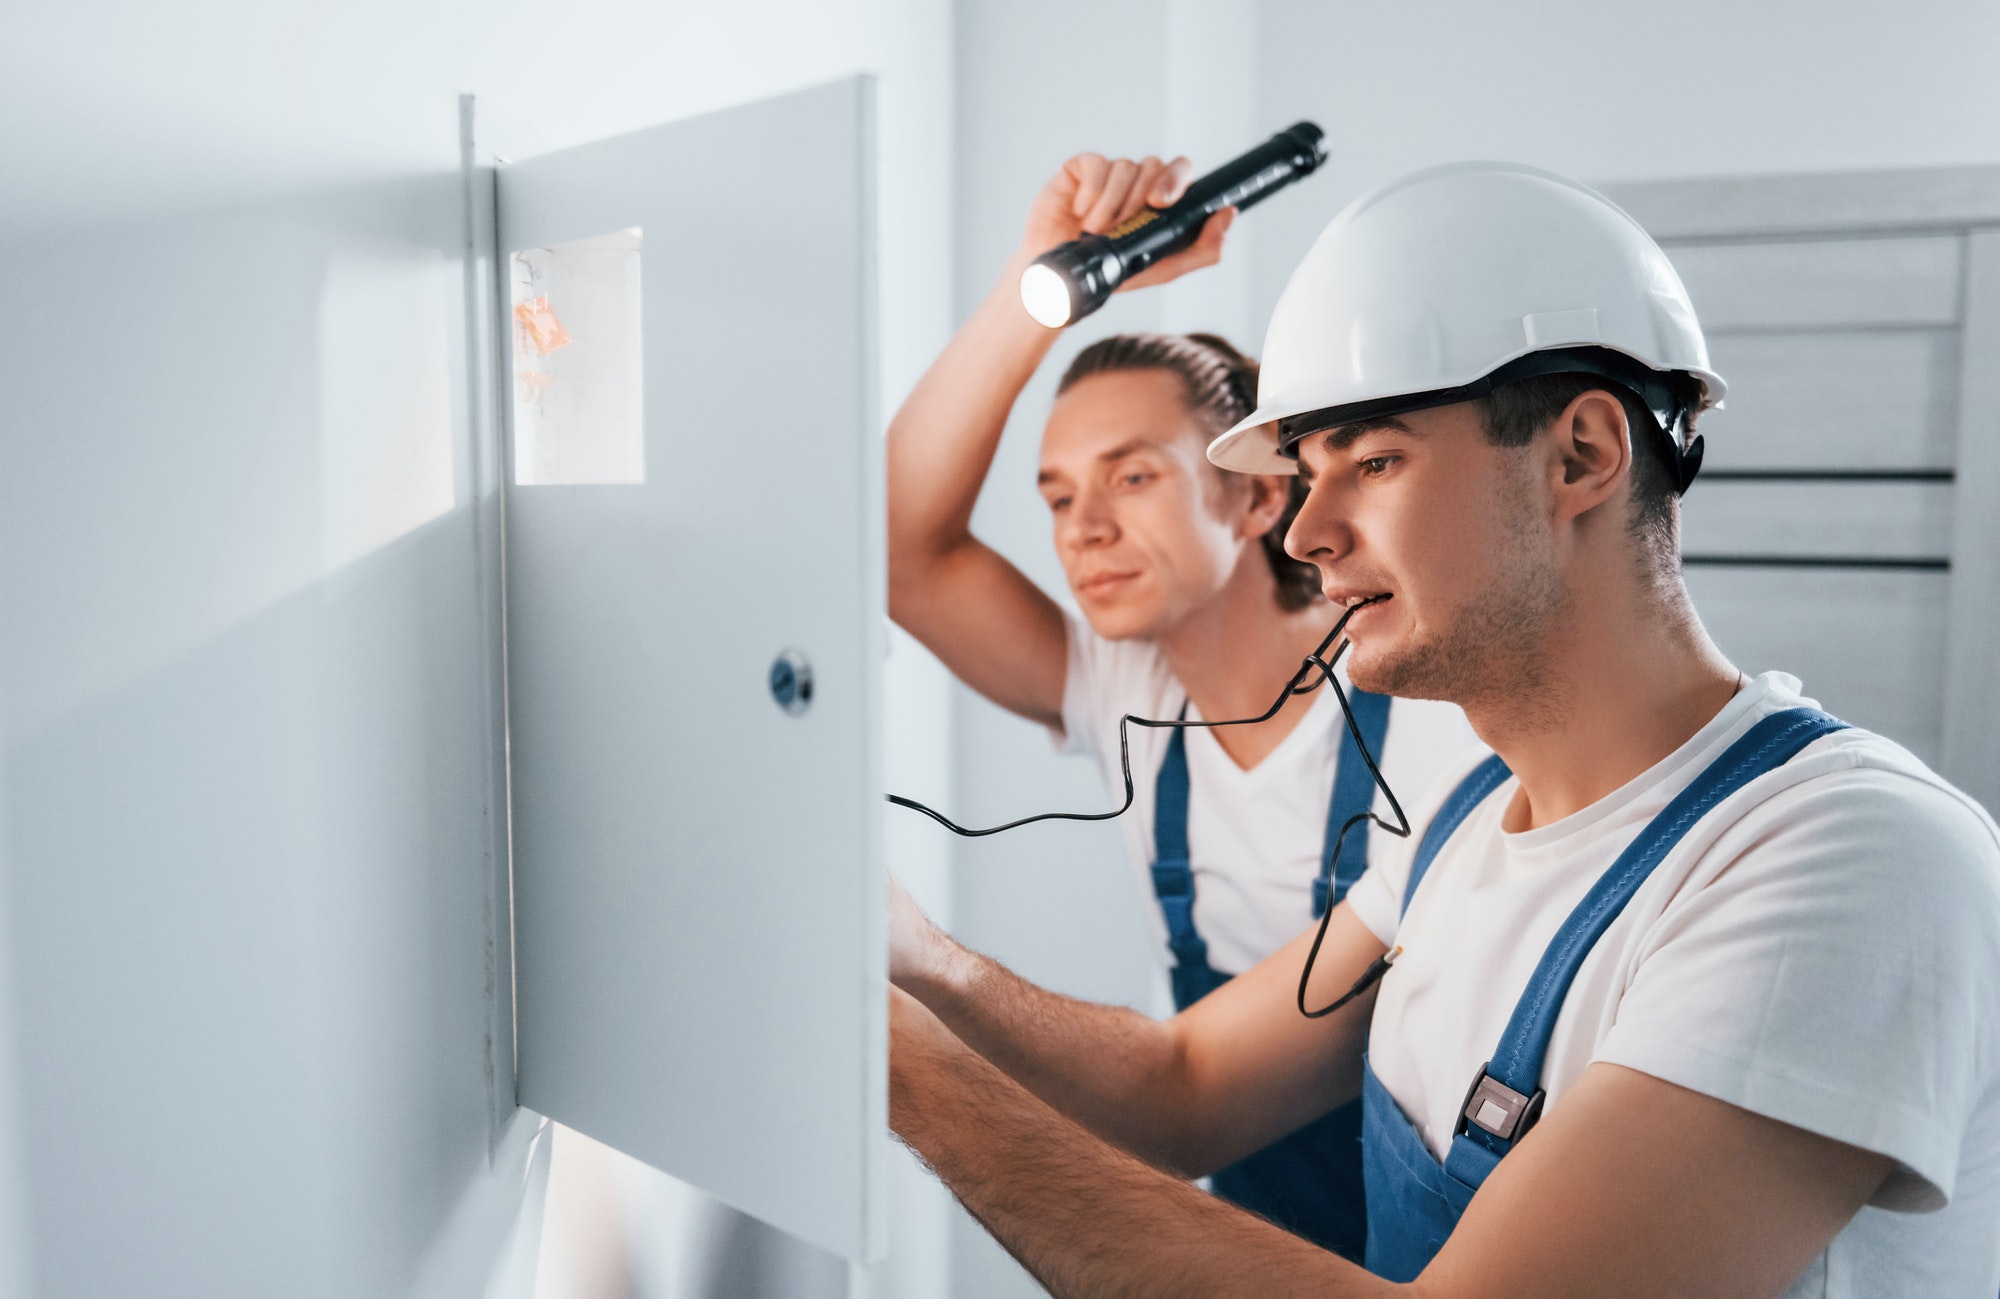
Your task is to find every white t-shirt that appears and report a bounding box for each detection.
[1057,610,1481,976]
[1345,672,2000,1297]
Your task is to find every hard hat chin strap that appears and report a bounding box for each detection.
[1276,347,1705,495]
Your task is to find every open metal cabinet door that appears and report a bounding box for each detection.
[493,77,886,1261]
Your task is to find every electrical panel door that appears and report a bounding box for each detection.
[494,78,885,1260]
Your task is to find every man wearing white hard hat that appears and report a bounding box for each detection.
[886,161,2000,1296]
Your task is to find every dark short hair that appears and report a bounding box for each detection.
[1475,371,1707,574]
[1057,333,1321,611]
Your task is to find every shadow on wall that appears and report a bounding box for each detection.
[0,175,526,1297]
[3,506,505,1296]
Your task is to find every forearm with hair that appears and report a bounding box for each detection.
[902,937,1213,1174]
[891,1000,1395,1299]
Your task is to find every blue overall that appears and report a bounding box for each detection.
[1359,707,1849,1281]
[1151,687,1392,1261]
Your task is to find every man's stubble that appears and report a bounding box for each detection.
[1350,459,1571,735]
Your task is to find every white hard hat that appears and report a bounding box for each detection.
[1207,161,1725,487]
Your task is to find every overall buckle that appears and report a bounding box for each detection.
[1454,1063,1546,1144]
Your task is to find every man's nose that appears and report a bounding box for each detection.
[1286,478,1352,564]
[1061,486,1117,548]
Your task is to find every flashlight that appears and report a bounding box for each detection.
[1019,122,1327,329]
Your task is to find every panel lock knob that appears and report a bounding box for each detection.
[768,650,814,716]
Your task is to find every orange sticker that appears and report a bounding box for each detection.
[518,369,554,404]
[514,296,572,355]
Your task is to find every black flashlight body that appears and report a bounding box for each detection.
[1024,122,1327,327]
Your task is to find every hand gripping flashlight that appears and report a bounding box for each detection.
[1019,121,1328,329]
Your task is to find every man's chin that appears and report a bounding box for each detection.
[1344,648,1394,697]
[1078,602,1164,644]
[1346,642,1444,702]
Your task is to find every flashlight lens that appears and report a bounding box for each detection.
[1020,262,1073,329]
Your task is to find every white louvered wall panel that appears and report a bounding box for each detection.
[1604,167,2000,804]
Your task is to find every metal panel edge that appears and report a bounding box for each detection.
[462,93,523,1159]
[849,71,892,1265]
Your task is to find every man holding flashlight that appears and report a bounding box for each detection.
[888,162,2000,1295]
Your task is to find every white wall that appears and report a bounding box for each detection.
[0,2,954,1296]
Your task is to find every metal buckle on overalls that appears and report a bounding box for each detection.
[1454,1063,1546,1143]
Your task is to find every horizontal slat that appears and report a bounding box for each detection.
[1684,567,1947,764]
[1602,165,2000,242]
[1695,329,1958,471]
[1683,556,1947,571]
[1699,470,1952,482]
[1680,480,1953,561]
[1668,236,1962,331]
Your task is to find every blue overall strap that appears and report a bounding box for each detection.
[1313,688,1393,917]
[1150,708,1214,983]
[1402,755,1513,917]
[1445,707,1849,1188]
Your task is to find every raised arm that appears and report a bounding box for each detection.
[886,153,1232,730]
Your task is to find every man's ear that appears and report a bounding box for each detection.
[1549,389,1632,522]
[1236,472,1293,539]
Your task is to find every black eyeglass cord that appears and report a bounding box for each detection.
[886,595,1412,1019]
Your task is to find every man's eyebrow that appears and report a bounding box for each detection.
[1095,438,1163,464]
[1317,415,1419,452]
[1038,438,1168,484]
